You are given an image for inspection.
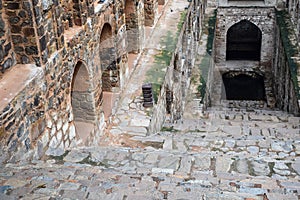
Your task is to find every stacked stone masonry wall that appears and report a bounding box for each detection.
[211,7,276,108]
[0,1,17,73]
[149,0,204,132]
[144,0,158,26]
[273,11,300,115]
[0,0,138,161]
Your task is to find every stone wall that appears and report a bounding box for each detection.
[0,0,132,162]
[0,1,17,74]
[205,3,300,114]
[210,6,276,108]
[272,10,300,115]
[125,0,145,53]
[144,0,158,26]
[149,0,204,132]
[285,0,300,42]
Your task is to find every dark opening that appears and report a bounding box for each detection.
[226,20,262,61]
[222,72,266,100]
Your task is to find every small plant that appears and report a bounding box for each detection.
[49,150,70,164]
[161,126,179,132]
[177,11,188,33]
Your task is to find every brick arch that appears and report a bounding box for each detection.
[226,20,262,61]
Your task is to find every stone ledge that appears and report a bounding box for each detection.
[0,64,43,111]
[218,0,275,7]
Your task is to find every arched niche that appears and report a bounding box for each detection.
[99,23,118,120]
[222,72,266,100]
[71,61,95,142]
[226,20,262,61]
[100,23,118,92]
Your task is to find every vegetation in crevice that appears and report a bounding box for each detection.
[197,55,210,102]
[177,11,188,33]
[79,155,99,166]
[146,32,176,103]
[161,126,179,132]
[275,9,300,99]
[49,150,70,164]
[196,9,217,102]
[206,9,217,55]
[267,162,275,177]
[78,155,110,167]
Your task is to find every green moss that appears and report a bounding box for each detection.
[197,55,210,101]
[268,162,275,177]
[206,9,217,55]
[161,126,179,132]
[49,150,70,164]
[177,11,188,32]
[275,9,300,99]
[247,160,256,176]
[145,10,188,103]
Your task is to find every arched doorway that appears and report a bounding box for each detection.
[226,20,262,61]
[99,23,118,120]
[222,72,266,100]
[71,61,95,143]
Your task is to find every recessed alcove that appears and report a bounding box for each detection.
[222,71,266,100]
[226,20,262,61]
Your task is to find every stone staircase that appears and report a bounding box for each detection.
[0,108,299,199]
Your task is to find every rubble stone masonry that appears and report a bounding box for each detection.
[0,0,149,161]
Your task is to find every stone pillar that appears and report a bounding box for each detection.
[125,0,145,53]
[144,0,158,26]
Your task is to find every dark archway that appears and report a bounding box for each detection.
[222,72,266,100]
[226,20,262,61]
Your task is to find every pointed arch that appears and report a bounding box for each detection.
[226,20,262,61]
[71,61,96,122]
[99,23,119,92]
[71,61,96,142]
[99,23,119,120]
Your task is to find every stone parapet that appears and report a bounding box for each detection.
[0,64,45,159]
